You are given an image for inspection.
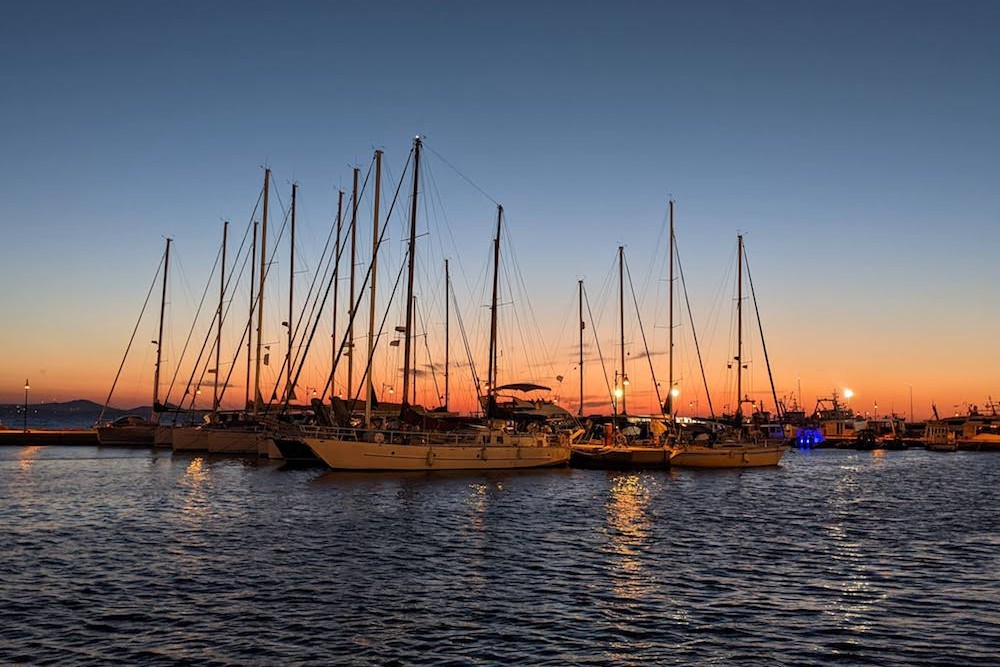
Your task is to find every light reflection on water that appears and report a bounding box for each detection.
[0,447,998,666]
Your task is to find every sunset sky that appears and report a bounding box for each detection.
[1,1,998,421]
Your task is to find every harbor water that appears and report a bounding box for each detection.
[1,445,998,666]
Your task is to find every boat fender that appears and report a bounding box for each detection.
[480,447,488,461]
[373,432,385,444]
[426,449,435,466]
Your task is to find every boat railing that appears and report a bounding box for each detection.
[278,423,566,447]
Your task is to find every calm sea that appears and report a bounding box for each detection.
[1,446,998,666]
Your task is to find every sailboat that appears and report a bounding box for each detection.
[96,238,172,446]
[668,234,785,468]
[299,138,571,470]
[569,237,672,469]
[171,170,275,455]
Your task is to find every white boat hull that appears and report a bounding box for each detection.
[171,427,211,451]
[207,429,269,455]
[669,443,785,468]
[303,436,570,471]
[153,425,174,448]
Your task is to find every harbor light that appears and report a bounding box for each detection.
[23,379,30,433]
[670,387,680,398]
[844,388,854,402]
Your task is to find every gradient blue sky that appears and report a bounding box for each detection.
[2,1,998,419]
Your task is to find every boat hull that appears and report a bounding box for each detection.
[569,443,670,469]
[96,425,156,447]
[303,436,570,471]
[153,425,174,448]
[172,427,211,452]
[207,429,269,455]
[669,443,785,468]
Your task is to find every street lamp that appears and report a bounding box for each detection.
[844,388,854,406]
[23,379,30,433]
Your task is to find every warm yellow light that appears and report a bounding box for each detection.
[844,388,854,399]
[613,387,623,399]
[622,374,630,386]
[670,387,680,398]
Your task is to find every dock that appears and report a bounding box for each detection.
[0,429,100,446]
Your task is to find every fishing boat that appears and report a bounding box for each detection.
[96,238,172,447]
[668,234,785,468]
[296,138,570,470]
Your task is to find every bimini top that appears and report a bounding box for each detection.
[494,383,551,393]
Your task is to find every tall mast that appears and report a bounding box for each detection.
[668,200,675,418]
[253,168,270,414]
[246,220,257,409]
[330,190,344,398]
[152,237,171,420]
[487,205,503,410]
[736,233,744,421]
[286,183,297,407]
[365,150,382,426]
[347,167,359,402]
[618,245,626,416]
[444,258,450,412]
[214,222,228,414]
[578,279,584,417]
[401,137,421,408]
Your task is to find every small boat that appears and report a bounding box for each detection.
[96,238,172,447]
[96,415,156,446]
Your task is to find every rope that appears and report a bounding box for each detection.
[97,246,166,424]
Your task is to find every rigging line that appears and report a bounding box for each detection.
[583,284,614,412]
[742,243,781,420]
[214,217,263,408]
[293,196,339,366]
[314,149,412,403]
[97,249,166,424]
[420,154,476,317]
[501,218,557,382]
[624,254,665,414]
[163,240,223,413]
[452,280,483,409]
[212,198,265,408]
[424,141,499,207]
[170,225,254,412]
[347,240,409,411]
[549,282,580,381]
[674,233,715,419]
[270,160,376,409]
[416,297,443,406]
[289,157,375,386]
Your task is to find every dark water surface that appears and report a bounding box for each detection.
[1,446,998,666]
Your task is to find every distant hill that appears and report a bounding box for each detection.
[0,400,152,429]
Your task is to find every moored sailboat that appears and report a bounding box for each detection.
[668,234,785,468]
[298,138,570,470]
[97,238,172,447]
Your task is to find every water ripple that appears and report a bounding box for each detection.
[1,447,999,665]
